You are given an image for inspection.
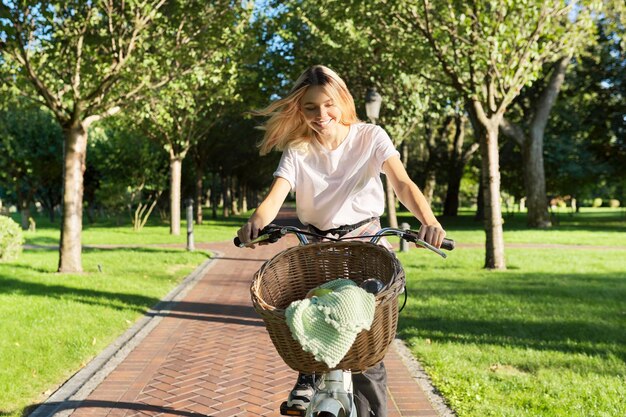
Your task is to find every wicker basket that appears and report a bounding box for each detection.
[250,241,405,373]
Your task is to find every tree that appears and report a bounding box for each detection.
[1,1,180,272]
[132,1,252,235]
[387,0,599,269]
[499,0,602,227]
[137,79,233,234]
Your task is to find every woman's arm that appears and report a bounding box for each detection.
[236,176,292,245]
[382,155,446,247]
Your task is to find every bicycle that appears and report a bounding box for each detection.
[235,225,454,417]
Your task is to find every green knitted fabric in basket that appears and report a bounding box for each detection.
[285,279,376,368]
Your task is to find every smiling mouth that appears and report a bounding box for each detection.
[313,119,332,128]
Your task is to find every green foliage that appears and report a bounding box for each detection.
[545,16,626,200]
[85,120,169,225]
[132,1,255,158]
[0,100,63,213]
[385,0,601,115]
[0,215,24,262]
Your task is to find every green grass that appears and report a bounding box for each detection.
[395,211,626,416]
[21,210,251,247]
[0,211,245,417]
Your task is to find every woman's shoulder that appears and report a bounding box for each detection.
[352,122,389,141]
[283,140,312,157]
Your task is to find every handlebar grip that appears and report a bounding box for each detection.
[441,238,455,251]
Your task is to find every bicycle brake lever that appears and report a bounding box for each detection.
[402,231,448,258]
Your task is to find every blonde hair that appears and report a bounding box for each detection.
[253,65,360,155]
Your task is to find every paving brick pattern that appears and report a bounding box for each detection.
[68,214,440,417]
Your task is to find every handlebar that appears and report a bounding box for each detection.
[234,225,455,258]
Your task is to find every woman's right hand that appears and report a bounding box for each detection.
[236,219,264,248]
[236,178,291,248]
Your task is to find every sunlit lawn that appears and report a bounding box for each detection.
[393,207,626,246]
[21,210,251,247]
[395,208,626,417]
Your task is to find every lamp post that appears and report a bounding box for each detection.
[365,88,382,124]
[365,87,399,230]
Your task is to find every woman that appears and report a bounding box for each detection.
[237,65,446,416]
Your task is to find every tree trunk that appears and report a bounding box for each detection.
[422,171,436,206]
[240,182,248,213]
[422,117,448,207]
[211,173,218,219]
[20,203,31,231]
[58,123,87,273]
[195,168,203,225]
[230,176,239,215]
[523,57,571,228]
[500,56,570,228]
[401,141,409,167]
[443,171,462,216]
[475,179,484,221]
[479,120,506,269]
[17,187,31,230]
[169,156,182,235]
[222,175,230,218]
[443,115,474,217]
[385,175,398,228]
[522,133,551,227]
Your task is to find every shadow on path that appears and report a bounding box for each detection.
[19,400,207,417]
[146,301,264,327]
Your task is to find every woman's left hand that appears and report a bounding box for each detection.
[417,223,446,248]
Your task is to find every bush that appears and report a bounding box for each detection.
[609,199,620,208]
[592,198,603,208]
[0,215,24,262]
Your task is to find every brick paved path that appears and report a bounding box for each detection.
[66,212,441,417]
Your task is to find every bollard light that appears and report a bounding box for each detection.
[186,198,195,251]
[400,222,410,252]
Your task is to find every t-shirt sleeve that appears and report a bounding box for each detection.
[273,148,296,191]
[373,126,400,172]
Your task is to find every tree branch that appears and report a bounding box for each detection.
[530,54,571,135]
[83,105,121,127]
[499,116,526,146]
[401,1,467,95]
[462,142,480,164]
[71,5,94,102]
[3,4,64,118]
[498,3,571,113]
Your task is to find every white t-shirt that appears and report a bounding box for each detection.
[273,123,400,230]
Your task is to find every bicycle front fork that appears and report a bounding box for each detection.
[307,369,357,417]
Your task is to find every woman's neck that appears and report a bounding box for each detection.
[317,123,350,150]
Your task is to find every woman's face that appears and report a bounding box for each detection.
[299,86,343,136]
